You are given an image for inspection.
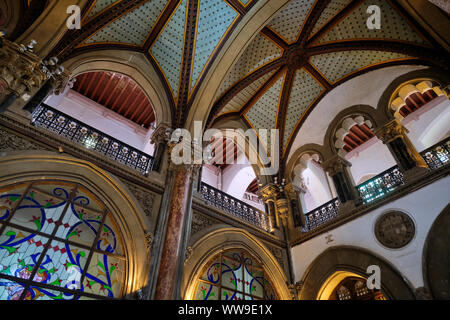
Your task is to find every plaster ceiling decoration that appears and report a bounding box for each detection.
[84,1,167,45]
[317,0,426,45]
[282,69,323,149]
[190,0,238,92]
[310,50,414,83]
[208,0,448,166]
[267,0,316,44]
[309,0,353,38]
[245,73,285,152]
[219,69,278,116]
[87,0,120,19]
[150,0,187,100]
[216,33,283,100]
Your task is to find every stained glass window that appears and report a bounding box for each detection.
[194,249,278,301]
[0,181,126,300]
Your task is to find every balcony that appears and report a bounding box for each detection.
[31,104,155,175]
[302,136,450,233]
[200,182,271,232]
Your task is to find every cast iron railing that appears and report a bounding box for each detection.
[31,104,154,175]
[200,182,271,232]
[421,136,450,170]
[302,137,450,232]
[357,166,404,204]
[303,198,341,232]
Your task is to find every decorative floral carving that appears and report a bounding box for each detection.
[121,181,155,217]
[0,128,48,151]
[191,211,217,236]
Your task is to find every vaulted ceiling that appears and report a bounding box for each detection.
[210,0,449,164]
[50,0,449,167]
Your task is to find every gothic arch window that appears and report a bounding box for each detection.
[0,180,127,300]
[193,249,278,300]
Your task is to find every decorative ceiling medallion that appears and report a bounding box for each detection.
[375,211,415,249]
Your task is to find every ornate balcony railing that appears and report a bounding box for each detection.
[357,166,404,204]
[200,182,271,232]
[421,136,450,170]
[31,104,154,175]
[302,137,450,233]
[303,198,341,232]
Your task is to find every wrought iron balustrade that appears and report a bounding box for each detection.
[301,137,450,234]
[357,166,404,204]
[303,198,341,232]
[31,104,154,175]
[421,136,450,170]
[200,182,271,232]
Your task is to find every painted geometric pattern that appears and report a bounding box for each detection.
[84,0,167,45]
[309,0,352,37]
[0,182,125,300]
[283,69,323,148]
[318,0,426,44]
[267,0,316,43]
[219,69,278,116]
[310,50,413,83]
[216,34,283,99]
[87,0,120,18]
[151,0,188,100]
[245,74,284,154]
[190,0,238,91]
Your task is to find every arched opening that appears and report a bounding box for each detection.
[201,134,265,212]
[190,248,278,300]
[42,71,157,156]
[0,180,127,300]
[389,78,449,151]
[317,272,386,300]
[0,152,151,300]
[292,153,334,213]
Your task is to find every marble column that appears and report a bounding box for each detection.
[284,182,305,228]
[322,155,359,208]
[154,163,194,300]
[375,119,428,177]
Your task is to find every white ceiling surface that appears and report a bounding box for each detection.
[286,64,429,163]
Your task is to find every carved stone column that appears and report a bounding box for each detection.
[150,123,172,172]
[0,39,48,113]
[259,183,279,233]
[322,155,359,212]
[23,70,71,114]
[375,119,428,180]
[154,163,197,300]
[284,183,305,228]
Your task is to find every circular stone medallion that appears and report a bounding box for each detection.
[375,211,415,249]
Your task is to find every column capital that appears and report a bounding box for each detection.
[151,122,173,145]
[0,39,47,97]
[322,154,352,176]
[258,183,279,202]
[375,119,409,144]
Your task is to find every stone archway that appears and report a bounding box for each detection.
[298,246,416,300]
[423,203,450,300]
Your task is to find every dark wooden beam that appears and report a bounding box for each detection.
[261,27,289,50]
[143,0,182,50]
[307,0,364,45]
[304,62,331,90]
[49,0,149,60]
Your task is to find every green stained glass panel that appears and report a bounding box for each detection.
[82,252,124,298]
[195,281,218,300]
[0,227,49,280]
